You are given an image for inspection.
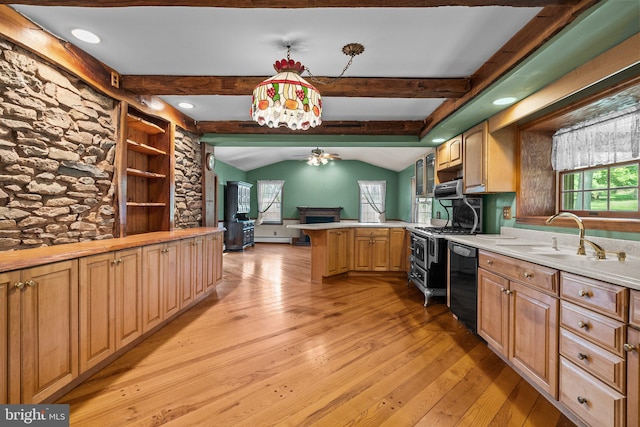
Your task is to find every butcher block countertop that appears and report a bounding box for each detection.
[0,227,224,273]
[447,227,640,291]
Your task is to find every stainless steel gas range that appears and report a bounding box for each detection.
[407,187,482,306]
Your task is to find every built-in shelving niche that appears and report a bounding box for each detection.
[118,104,174,236]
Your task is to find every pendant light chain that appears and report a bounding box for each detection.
[304,43,365,85]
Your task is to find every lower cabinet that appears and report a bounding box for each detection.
[354,228,389,271]
[8,261,79,403]
[326,229,349,276]
[627,326,639,427]
[1,273,9,403]
[180,236,205,308]
[389,228,406,271]
[477,250,559,398]
[142,241,180,333]
[79,248,143,373]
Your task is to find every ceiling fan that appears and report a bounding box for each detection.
[299,147,342,166]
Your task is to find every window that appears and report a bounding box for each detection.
[560,162,639,217]
[358,180,386,223]
[257,180,284,224]
[415,198,432,223]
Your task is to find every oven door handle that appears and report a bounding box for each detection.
[451,244,475,258]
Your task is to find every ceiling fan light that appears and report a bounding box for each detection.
[251,58,322,131]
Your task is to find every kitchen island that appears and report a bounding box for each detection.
[288,221,424,283]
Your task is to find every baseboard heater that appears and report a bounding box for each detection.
[254,237,292,244]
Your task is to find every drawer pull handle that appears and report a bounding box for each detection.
[486,260,493,265]
[577,320,588,329]
[578,289,590,297]
[14,282,25,290]
[624,343,637,352]
[577,396,588,405]
[577,352,588,360]
[523,272,533,278]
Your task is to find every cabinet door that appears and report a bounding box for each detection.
[353,237,372,271]
[213,232,224,285]
[0,272,14,404]
[463,122,485,193]
[371,236,390,271]
[628,327,640,427]
[205,233,215,290]
[448,137,463,167]
[415,156,425,196]
[142,244,164,333]
[179,238,194,308]
[436,143,449,170]
[326,229,349,276]
[115,248,143,350]
[79,253,115,372]
[509,281,559,398]
[477,268,509,356]
[389,229,406,271]
[193,236,206,301]
[20,261,78,403]
[163,241,180,318]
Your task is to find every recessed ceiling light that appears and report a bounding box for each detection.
[492,97,518,106]
[71,28,100,44]
[432,138,445,143]
[178,102,194,109]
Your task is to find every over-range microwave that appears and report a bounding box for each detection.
[434,179,464,200]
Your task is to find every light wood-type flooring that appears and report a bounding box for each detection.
[58,243,576,426]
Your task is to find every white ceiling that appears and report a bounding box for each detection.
[9,3,633,171]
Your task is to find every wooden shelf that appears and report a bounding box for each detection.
[127,202,167,208]
[127,139,166,156]
[126,168,167,179]
[127,114,165,135]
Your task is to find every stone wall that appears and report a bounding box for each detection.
[174,128,203,228]
[0,38,117,250]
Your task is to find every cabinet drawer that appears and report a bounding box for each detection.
[631,289,640,329]
[559,357,625,427]
[561,272,628,322]
[354,228,388,237]
[479,250,558,295]
[561,301,626,356]
[560,328,625,393]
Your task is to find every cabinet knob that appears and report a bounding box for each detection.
[14,282,25,290]
[504,289,512,295]
[577,352,588,360]
[624,343,637,352]
[577,396,588,405]
[486,260,493,265]
[577,320,588,329]
[578,289,590,297]
[523,272,533,278]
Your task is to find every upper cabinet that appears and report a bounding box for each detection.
[415,151,435,198]
[463,121,516,194]
[436,136,463,183]
[118,105,175,236]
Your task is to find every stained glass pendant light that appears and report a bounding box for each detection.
[251,43,364,131]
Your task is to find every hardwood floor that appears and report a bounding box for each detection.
[58,243,576,426]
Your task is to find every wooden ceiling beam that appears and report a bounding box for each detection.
[419,0,603,138]
[122,76,470,98]
[1,1,583,7]
[197,120,423,135]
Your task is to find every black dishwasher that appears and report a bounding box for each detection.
[448,241,478,334]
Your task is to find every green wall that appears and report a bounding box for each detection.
[214,160,247,221]
[245,160,401,220]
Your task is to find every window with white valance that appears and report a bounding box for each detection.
[551,105,640,172]
[257,180,284,225]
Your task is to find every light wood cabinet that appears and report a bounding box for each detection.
[142,241,180,333]
[326,229,349,276]
[79,248,142,372]
[462,121,516,194]
[0,272,10,404]
[436,135,462,183]
[389,228,407,272]
[119,106,174,236]
[477,250,559,398]
[205,232,224,290]
[9,261,79,403]
[354,229,389,271]
[180,236,206,308]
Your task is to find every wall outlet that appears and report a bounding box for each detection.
[436,211,441,219]
[502,206,512,220]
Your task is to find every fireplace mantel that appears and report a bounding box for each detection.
[295,207,343,245]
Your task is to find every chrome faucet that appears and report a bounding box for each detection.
[545,212,606,259]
